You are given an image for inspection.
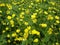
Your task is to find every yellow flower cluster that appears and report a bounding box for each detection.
[20,12,25,19]
[31,29,40,35]
[15,37,23,41]
[55,16,60,24]
[0,0,60,45]
[31,13,37,23]
[12,32,17,37]
[0,3,5,6]
[23,26,31,40]
[6,4,12,10]
[47,28,53,34]
[47,15,54,20]
[10,20,15,27]
[39,23,47,27]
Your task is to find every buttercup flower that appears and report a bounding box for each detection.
[31,29,40,35]
[16,29,20,33]
[39,23,47,27]
[47,28,53,34]
[33,38,39,42]
[7,34,10,38]
[55,16,59,20]
[7,16,12,19]
[47,15,54,20]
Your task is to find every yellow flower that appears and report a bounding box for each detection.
[33,38,39,42]
[16,18,19,20]
[21,0,24,3]
[27,26,31,30]
[12,14,16,18]
[31,29,40,35]
[29,5,32,8]
[31,13,37,19]
[33,13,37,15]
[44,11,48,15]
[10,20,14,24]
[6,10,10,14]
[6,4,12,10]
[0,3,5,6]
[56,20,60,24]
[0,10,2,13]
[23,32,28,40]
[55,16,59,20]
[24,22,29,25]
[56,42,59,45]
[39,10,43,14]
[24,28,29,33]
[12,33,17,37]
[11,24,14,27]
[12,2,20,5]
[36,31,40,35]
[15,37,23,41]
[16,29,20,33]
[6,27,9,30]
[2,30,6,33]
[20,15,24,19]
[32,29,37,34]
[36,10,39,12]
[7,34,10,38]
[47,28,53,34]
[47,15,53,20]
[35,0,40,3]
[32,19,37,23]
[7,40,11,43]
[18,37,23,41]
[31,15,36,19]
[39,23,47,27]
[7,16,12,19]
[22,8,25,10]
[48,7,52,10]
[12,2,17,5]
[20,19,23,21]
[25,9,30,14]
[24,26,31,34]
[21,12,25,15]
[31,2,34,5]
